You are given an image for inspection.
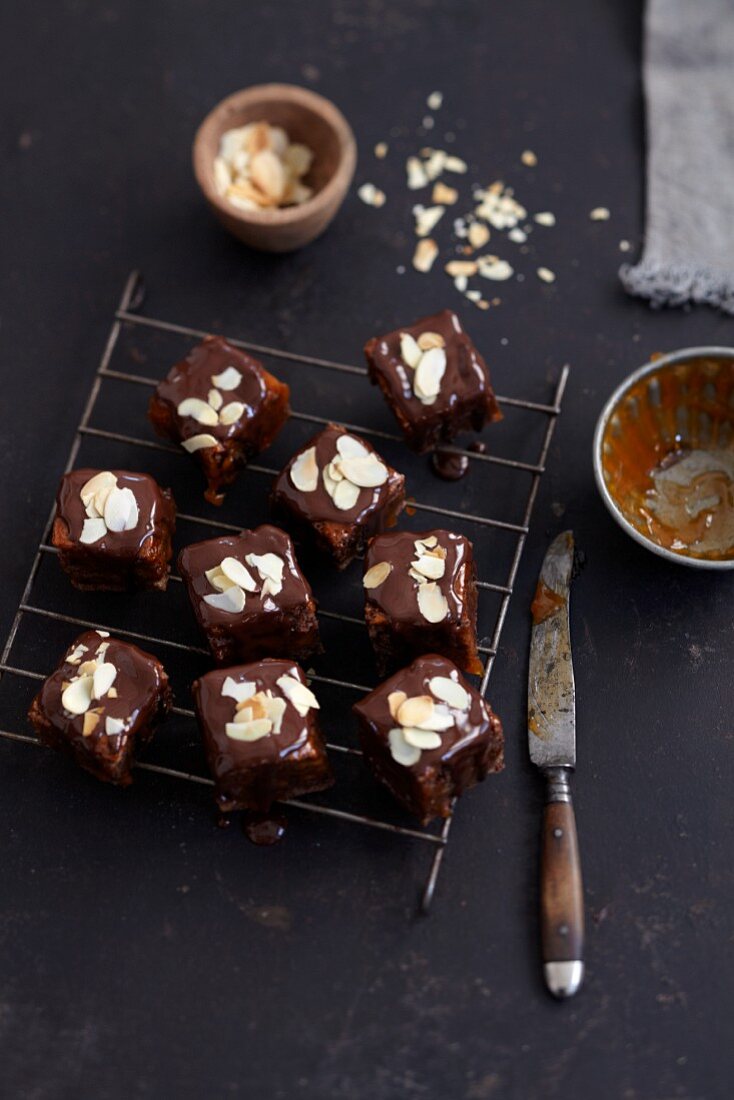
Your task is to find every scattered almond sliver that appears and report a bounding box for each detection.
[214,121,314,211]
[413,238,439,273]
[358,182,386,208]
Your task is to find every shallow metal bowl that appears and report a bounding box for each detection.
[593,346,734,570]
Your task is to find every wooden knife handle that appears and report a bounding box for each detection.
[540,767,584,998]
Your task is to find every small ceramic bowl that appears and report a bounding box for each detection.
[593,347,734,569]
[193,83,357,252]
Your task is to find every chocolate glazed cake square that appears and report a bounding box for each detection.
[270,423,406,569]
[363,529,482,676]
[353,654,503,824]
[148,335,290,505]
[178,524,322,665]
[51,469,176,591]
[193,659,333,813]
[364,309,502,453]
[28,631,172,786]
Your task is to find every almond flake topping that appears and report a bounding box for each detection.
[417,581,449,623]
[290,446,319,492]
[79,473,139,544]
[387,688,453,765]
[413,203,445,238]
[222,677,257,704]
[62,643,119,718]
[428,675,470,711]
[417,332,445,351]
[182,434,218,453]
[387,690,407,720]
[276,674,319,717]
[413,346,447,405]
[211,367,243,391]
[363,561,392,589]
[105,717,126,736]
[388,728,422,767]
[176,397,219,426]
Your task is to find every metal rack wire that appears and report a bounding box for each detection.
[0,270,569,912]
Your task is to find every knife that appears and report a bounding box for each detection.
[528,530,584,999]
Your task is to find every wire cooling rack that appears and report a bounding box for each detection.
[0,270,568,913]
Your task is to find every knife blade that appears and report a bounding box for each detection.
[528,531,584,999]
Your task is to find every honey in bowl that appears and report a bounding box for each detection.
[600,355,734,563]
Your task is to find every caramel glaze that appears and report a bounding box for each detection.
[149,335,290,504]
[364,309,502,453]
[353,653,504,824]
[531,580,566,625]
[178,525,322,664]
[271,424,406,566]
[53,468,176,590]
[602,356,734,561]
[193,659,333,814]
[28,630,171,786]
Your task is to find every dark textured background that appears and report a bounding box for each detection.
[1,2,733,1097]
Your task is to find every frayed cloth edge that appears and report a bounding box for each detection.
[620,261,734,315]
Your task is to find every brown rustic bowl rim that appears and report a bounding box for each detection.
[192,82,357,227]
[592,345,734,570]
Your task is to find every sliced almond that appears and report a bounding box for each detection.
[245,121,271,155]
[537,267,556,284]
[247,552,284,589]
[263,694,287,734]
[358,182,386,208]
[414,346,446,402]
[413,204,444,237]
[268,126,289,157]
[417,582,449,623]
[102,487,132,533]
[402,728,442,750]
[326,459,344,482]
[444,155,468,173]
[78,660,98,677]
[432,181,458,205]
[477,257,514,281]
[220,556,257,591]
[80,471,116,508]
[62,675,94,715]
[203,586,246,614]
[290,446,319,492]
[416,703,454,732]
[338,454,389,488]
[177,397,219,426]
[428,675,470,711]
[82,711,100,737]
[399,332,422,369]
[363,560,392,589]
[225,718,273,742]
[416,332,445,351]
[410,554,446,580]
[468,222,490,250]
[219,401,245,426]
[104,716,125,736]
[204,567,235,593]
[388,727,421,766]
[65,644,86,666]
[336,434,369,460]
[413,238,438,273]
[92,662,117,699]
[387,690,407,720]
[107,687,118,699]
[445,260,477,277]
[250,150,286,202]
[207,388,223,411]
[80,517,107,545]
[211,366,242,391]
[283,142,313,178]
[182,434,218,453]
[534,211,556,227]
[415,535,438,549]
[406,156,429,190]
[276,674,319,716]
[396,694,434,729]
[333,478,361,511]
[221,677,256,704]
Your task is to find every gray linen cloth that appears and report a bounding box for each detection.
[620,0,734,314]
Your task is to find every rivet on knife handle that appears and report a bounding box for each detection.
[540,766,584,998]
